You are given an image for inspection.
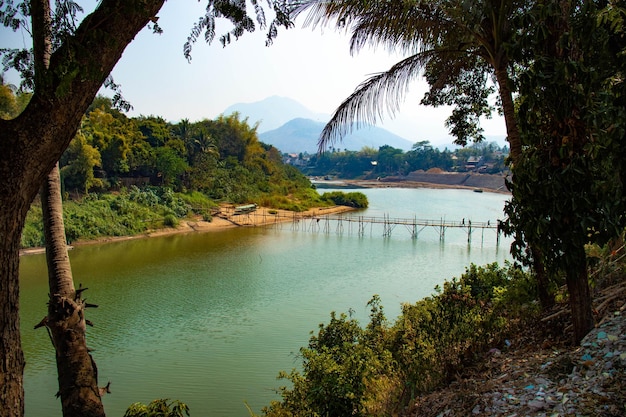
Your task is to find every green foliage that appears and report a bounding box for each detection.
[501,1,626,334]
[21,206,44,248]
[56,98,319,210]
[322,191,369,208]
[392,263,536,397]
[163,214,178,227]
[60,132,104,193]
[62,194,158,243]
[178,191,217,218]
[263,296,396,417]
[158,188,191,218]
[21,187,198,248]
[262,264,536,416]
[0,83,18,119]
[124,399,189,417]
[301,141,506,178]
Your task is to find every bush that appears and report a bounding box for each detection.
[264,296,395,417]
[21,208,44,247]
[163,214,179,228]
[322,191,369,208]
[124,399,189,417]
[178,191,217,216]
[262,264,537,416]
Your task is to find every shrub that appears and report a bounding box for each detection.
[322,191,369,208]
[262,264,537,416]
[178,191,216,215]
[263,296,395,417]
[124,399,189,417]
[390,263,536,399]
[163,214,179,228]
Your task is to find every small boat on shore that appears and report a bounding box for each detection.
[234,203,258,215]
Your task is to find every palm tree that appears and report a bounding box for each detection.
[32,1,105,415]
[291,0,524,164]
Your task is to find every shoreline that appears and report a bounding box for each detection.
[19,204,356,257]
[19,178,508,257]
[318,177,511,194]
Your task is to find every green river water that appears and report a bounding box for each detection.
[19,187,512,416]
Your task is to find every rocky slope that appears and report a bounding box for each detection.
[406,280,626,417]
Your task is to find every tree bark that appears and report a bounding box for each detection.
[494,66,522,165]
[531,246,554,310]
[494,65,558,312]
[0,218,25,417]
[34,0,106,412]
[0,1,165,415]
[567,261,595,345]
[41,164,106,417]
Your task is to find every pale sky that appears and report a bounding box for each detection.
[2,1,507,148]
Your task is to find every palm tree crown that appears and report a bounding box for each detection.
[291,0,524,161]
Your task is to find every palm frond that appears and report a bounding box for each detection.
[349,1,453,55]
[293,0,457,57]
[318,51,434,152]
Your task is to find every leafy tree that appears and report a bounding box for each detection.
[177,119,218,166]
[154,146,189,188]
[60,131,104,193]
[0,81,18,118]
[265,297,392,417]
[208,112,258,162]
[0,78,29,118]
[137,115,175,148]
[82,105,144,177]
[376,145,404,175]
[503,0,626,342]
[0,1,293,415]
[405,140,454,172]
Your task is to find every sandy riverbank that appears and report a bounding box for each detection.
[19,176,507,256]
[19,204,356,257]
[319,175,510,194]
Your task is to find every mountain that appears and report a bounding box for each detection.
[223,96,328,133]
[224,96,414,153]
[258,118,414,154]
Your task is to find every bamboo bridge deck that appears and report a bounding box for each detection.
[243,210,503,244]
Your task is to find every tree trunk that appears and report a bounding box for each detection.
[531,246,554,310]
[40,164,106,417]
[34,1,106,412]
[0,214,25,417]
[566,261,595,345]
[494,66,557,313]
[0,2,165,415]
[494,66,522,165]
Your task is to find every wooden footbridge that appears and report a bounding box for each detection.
[234,209,503,244]
[290,214,501,244]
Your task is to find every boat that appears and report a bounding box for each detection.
[234,203,258,215]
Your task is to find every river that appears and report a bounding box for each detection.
[19,187,512,416]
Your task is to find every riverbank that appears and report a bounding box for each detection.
[315,172,511,194]
[19,204,355,256]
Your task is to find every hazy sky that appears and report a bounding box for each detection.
[3,2,507,148]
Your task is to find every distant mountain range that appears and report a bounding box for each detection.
[223,96,328,133]
[223,96,414,154]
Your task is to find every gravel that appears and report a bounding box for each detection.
[408,309,626,417]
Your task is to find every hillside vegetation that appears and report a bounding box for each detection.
[16,96,367,248]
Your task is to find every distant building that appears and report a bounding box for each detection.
[465,156,482,171]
